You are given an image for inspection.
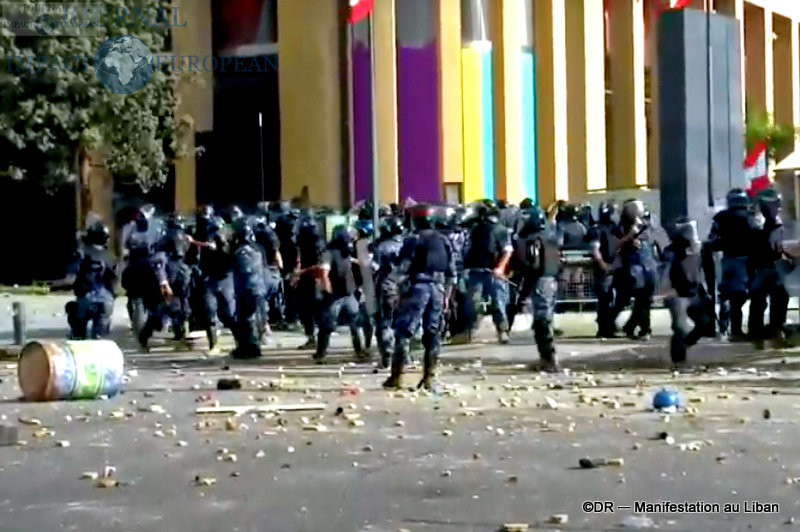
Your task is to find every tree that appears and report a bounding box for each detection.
[745,108,798,166]
[0,0,189,191]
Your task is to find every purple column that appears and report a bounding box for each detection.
[397,41,441,203]
[352,41,373,203]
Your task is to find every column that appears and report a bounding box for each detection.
[534,0,568,204]
[765,9,774,116]
[713,0,745,120]
[607,0,647,189]
[171,0,212,214]
[492,0,523,202]
[278,0,344,206]
[744,3,767,115]
[773,14,794,161]
[565,0,607,197]
[374,0,400,203]
[438,0,464,196]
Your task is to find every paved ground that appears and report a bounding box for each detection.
[1,295,800,531]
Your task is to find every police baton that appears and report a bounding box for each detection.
[479,268,519,289]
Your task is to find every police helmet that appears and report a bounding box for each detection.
[521,205,547,234]
[229,205,245,223]
[233,218,254,244]
[579,203,595,226]
[85,221,110,247]
[726,188,748,209]
[519,198,534,210]
[671,217,699,244]
[380,217,404,237]
[409,204,436,230]
[354,218,374,238]
[598,201,617,225]
[621,199,645,221]
[757,187,782,221]
[197,205,214,221]
[166,213,186,232]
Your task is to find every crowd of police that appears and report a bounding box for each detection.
[64,185,793,388]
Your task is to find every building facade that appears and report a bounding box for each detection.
[170,0,800,211]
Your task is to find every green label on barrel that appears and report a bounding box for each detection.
[66,342,104,398]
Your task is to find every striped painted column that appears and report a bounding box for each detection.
[520,49,537,202]
[462,42,494,201]
[351,20,373,203]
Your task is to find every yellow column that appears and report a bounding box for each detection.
[565,0,607,197]
[608,0,647,189]
[493,0,523,202]
[764,8,774,116]
[792,19,800,155]
[744,4,767,114]
[439,0,463,190]
[534,0,569,204]
[171,0,212,214]
[278,0,343,206]
[374,0,399,203]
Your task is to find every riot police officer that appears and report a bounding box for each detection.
[589,201,619,338]
[123,210,171,348]
[67,221,117,339]
[515,205,562,372]
[231,219,267,359]
[159,213,192,340]
[294,212,326,349]
[186,205,235,352]
[664,218,713,366]
[611,199,657,340]
[383,205,456,390]
[703,188,755,341]
[353,218,376,353]
[372,217,406,367]
[748,188,789,347]
[313,225,366,362]
[254,213,284,334]
[463,202,513,343]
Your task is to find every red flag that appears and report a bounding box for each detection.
[671,0,692,8]
[744,142,769,197]
[348,0,374,24]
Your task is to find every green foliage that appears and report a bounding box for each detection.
[745,108,798,164]
[0,0,186,191]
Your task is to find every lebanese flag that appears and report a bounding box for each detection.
[745,141,770,197]
[348,0,374,24]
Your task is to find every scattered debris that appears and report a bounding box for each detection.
[96,478,119,488]
[441,470,452,477]
[55,440,70,447]
[0,424,18,446]
[764,409,772,420]
[18,416,41,426]
[549,514,569,524]
[195,476,217,487]
[302,424,327,432]
[501,524,529,532]
[225,418,239,432]
[544,396,560,410]
[176,440,188,447]
[195,403,326,416]
[81,471,99,481]
[32,428,54,439]
[442,429,453,437]
[621,515,655,528]
[255,450,266,458]
[579,457,623,469]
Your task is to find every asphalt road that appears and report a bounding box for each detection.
[1,295,800,531]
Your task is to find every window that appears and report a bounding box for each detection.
[396,0,437,47]
[213,0,278,56]
[462,0,492,43]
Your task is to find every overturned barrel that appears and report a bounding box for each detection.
[18,340,124,401]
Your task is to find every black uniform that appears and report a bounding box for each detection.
[664,220,713,364]
[314,229,364,361]
[68,237,117,340]
[748,190,789,344]
[231,221,267,359]
[704,196,755,339]
[159,216,192,340]
[373,229,405,367]
[295,216,326,347]
[589,202,619,338]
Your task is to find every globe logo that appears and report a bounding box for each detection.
[34,14,56,36]
[94,35,154,94]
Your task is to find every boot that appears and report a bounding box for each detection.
[313,333,330,362]
[382,361,403,389]
[206,326,218,351]
[417,354,440,392]
[298,337,317,350]
[497,330,510,345]
[537,346,560,373]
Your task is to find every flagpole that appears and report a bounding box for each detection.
[369,8,380,240]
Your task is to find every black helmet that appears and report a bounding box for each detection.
[520,205,547,235]
[134,210,149,232]
[598,201,617,225]
[726,188,748,209]
[197,205,214,221]
[233,218,254,244]
[85,221,110,247]
[579,203,594,226]
[354,218,374,238]
[621,199,644,222]
[166,213,185,232]
[757,187,782,221]
[519,198,534,210]
[409,204,436,230]
[671,217,699,243]
[380,217,404,237]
